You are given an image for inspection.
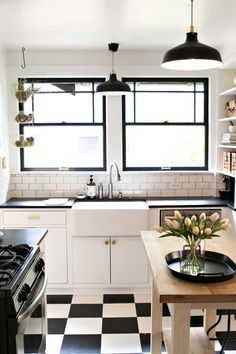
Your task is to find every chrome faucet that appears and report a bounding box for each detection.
[108,162,121,199]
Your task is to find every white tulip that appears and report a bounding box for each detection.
[154,226,164,233]
[210,212,220,223]
[174,210,182,219]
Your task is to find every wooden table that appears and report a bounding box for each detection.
[141,231,236,354]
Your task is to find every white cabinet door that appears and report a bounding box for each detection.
[45,227,68,284]
[111,237,149,284]
[72,237,110,284]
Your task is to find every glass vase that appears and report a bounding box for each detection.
[180,241,205,276]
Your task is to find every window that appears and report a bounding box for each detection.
[122,78,208,171]
[19,78,106,171]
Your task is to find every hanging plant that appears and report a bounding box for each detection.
[15,112,33,124]
[15,79,38,103]
[15,135,34,148]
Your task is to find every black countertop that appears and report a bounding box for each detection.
[0,198,75,208]
[0,228,47,246]
[146,197,227,208]
[0,197,228,209]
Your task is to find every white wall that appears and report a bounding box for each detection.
[0,47,10,203]
[5,49,236,199]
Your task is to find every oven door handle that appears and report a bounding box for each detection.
[17,272,48,324]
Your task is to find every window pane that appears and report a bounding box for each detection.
[22,126,104,168]
[196,93,204,122]
[135,92,194,122]
[196,82,204,91]
[33,92,93,123]
[94,94,103,123]
[126,126,205,168]
[135,82,194,91]
[125,94,134,122]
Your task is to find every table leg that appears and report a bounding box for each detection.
[151,280,162,354]
[170,303,191,354]
[204,308,216,350]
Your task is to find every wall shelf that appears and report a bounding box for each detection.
[219,117,236,122]
[220,87,236,96]
[218,144,236,149]
[217,170,236,178]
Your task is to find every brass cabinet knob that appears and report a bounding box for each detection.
[104,240,109,245]
[112,240,117,245]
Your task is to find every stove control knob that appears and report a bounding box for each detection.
[18,289,28,302]
[34,258,45,272]
[22,283,31,294]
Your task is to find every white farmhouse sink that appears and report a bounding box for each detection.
[72,201,148,210]
[71,201,149,236]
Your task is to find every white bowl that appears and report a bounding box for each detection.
[229,126,236,133]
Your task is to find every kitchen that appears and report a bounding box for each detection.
[0,0,236,353]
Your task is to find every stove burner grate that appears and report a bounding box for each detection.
[0,244,32,286]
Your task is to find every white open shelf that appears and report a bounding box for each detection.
[218,144,236,149]
[217,170,236,178]
[219,116,236,122]
[220,87,236,96]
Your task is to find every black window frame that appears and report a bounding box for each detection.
[18,77,107,172]
[122,77,209,171]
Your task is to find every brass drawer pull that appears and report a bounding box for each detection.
[104,240,109,245]
[112,240,117,245]
[28,215,41,220]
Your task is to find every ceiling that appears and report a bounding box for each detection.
[1,0,236,67]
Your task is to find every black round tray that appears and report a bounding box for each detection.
[165,250,236,283]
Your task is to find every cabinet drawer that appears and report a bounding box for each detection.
[3,211,66,226]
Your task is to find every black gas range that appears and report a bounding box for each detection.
[0,242,47,354]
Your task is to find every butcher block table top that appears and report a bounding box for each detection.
[141,231,236,303]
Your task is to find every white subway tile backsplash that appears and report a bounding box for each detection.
[161,189,174,197]
[22,176,36,184]
[147,175,161,183]
[189,175,202,182]
[7,172,220,199]
[196,183,209,190]
[11,176,22,184]
[147,190,161,197]
[140,183,154,190]
[189,189,202,196]
[43,184,57,191]
[133,175,148,183]
[182,183,195,190]
[179,175,189,182]
[50,176,64,184]
[22,190,37,197]
[30,183,43,191]
[203,175,215,183]
[36,176,50,184]
[13,190,23,198]
[168,183,182,190]
[15,183,29,191]
[36,191,50,198]
[202,189,215,197]
[175,189,189,197]
[63,176,77,184]
[121,176,134,184]
[57,183,70,191]
[161,175,173,183]
[154,183,168,189]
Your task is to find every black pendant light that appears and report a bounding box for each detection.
[161,0,223,70]
[96,43,131,96]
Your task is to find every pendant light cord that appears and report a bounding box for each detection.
[111,51,115,74]
[189,0,194,32]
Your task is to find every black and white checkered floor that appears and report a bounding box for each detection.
[28,293,236,353]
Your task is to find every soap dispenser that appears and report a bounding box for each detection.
[86,175,96,199]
